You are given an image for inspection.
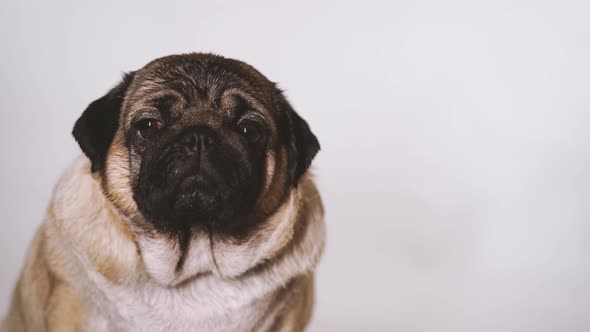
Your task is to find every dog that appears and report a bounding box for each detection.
[1,53,325,332]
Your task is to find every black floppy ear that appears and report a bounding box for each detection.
[277,92,320,187]
[72,72,135,172]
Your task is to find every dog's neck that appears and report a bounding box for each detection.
[138,190,302,286]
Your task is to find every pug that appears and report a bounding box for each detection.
[1,53,325,332]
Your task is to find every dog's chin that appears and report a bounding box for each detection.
[172,188,224,222]
[138,183,246,235]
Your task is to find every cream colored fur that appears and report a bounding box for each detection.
[1,156,325,332]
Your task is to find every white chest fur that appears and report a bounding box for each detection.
[75,217,324,332]
[79,268,278,332]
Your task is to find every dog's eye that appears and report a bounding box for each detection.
[238,121,262,143]
[136,118,164,139]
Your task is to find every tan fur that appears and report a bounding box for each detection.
[45,284,85,332]
[2,156,324,332]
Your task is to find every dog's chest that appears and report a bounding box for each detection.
[82,276,274,332]
[71,230,285,331]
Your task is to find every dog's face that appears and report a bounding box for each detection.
[72,54,319,238]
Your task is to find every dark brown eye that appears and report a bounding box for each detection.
[136,118,164,139]
[238,121,262,143]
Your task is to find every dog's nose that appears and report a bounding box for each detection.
[181,127,217,154]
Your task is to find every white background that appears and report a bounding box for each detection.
[1,1,589,331]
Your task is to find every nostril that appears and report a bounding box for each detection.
[203,135,215,147]
[182,133,199,153]
[185,134,197,151]
[182,129,216,153]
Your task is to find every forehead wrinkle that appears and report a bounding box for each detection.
[134,58,276,120]
[221,88,268,115]
[125,88,187,123]
[140,88,186,107]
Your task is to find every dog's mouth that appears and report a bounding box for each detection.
[173,174,221,209]
[177,174,213,193]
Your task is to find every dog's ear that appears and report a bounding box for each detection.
[72,72,135,172]
[276,91,320,187]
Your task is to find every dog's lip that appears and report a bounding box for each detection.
[177,174,211,191]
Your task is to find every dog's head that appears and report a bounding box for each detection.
[72,53,319,238]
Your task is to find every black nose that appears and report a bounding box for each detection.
[181,127,217,154]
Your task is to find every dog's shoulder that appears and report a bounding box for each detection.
[2,156,141,331]
[48,155,139,283]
